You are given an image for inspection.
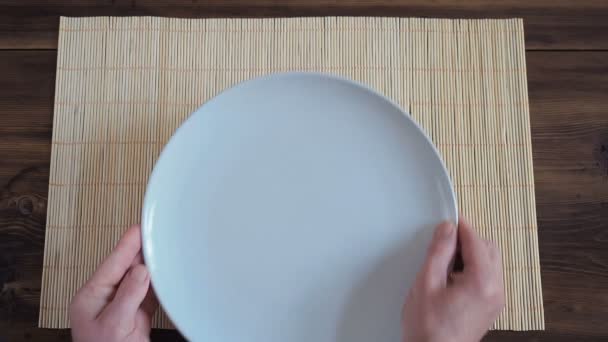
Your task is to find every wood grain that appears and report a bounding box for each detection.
[1,30,607,342]
[0,51,55,342]
[526,51,608,338]
[1,0,608,50]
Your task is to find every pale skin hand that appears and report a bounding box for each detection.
[70,225,158,342]
[402,218,505,342]
[69,220,502,342]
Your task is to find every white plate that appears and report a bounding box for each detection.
[142,72,457,342]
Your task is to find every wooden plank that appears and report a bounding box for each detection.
[1,0,608,50]
[1,50,608,340]
[0,51,54,185]
[0,51,55,342]
[524,50,608,338]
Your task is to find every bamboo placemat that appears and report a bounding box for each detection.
[40,16,543,330]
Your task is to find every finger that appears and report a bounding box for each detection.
[140,286,159,318]
[420,221,458,289]
[486,240,504,279]
[457,217,487,272]
[134,289,158,336]
[98,264,150,324]
[88,225,142,287]
[70,279,116,321]
[485,240,500,258]
[131,251,144,267]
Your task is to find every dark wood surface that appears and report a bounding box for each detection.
[1,1,608,341]
[2,0,608,50]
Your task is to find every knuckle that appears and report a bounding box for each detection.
[469,272,503,303]
[479,282,503,304]
[80,283,104,298]
[69,286,95,314]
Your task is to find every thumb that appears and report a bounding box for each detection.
[457,217,486,272]
[98,264,150,324]
[420,221,458,289]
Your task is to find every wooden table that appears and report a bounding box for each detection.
[1,1,607,341]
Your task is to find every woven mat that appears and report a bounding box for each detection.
[40,16,544,330]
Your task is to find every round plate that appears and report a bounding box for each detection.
[142,72,457,342]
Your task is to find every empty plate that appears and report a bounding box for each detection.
[142,72,457,342]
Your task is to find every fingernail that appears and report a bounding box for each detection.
[437,222,454,237]
[131,265,148,283]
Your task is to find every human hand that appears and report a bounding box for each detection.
[70,225,158,342]
[402,218,505,342]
